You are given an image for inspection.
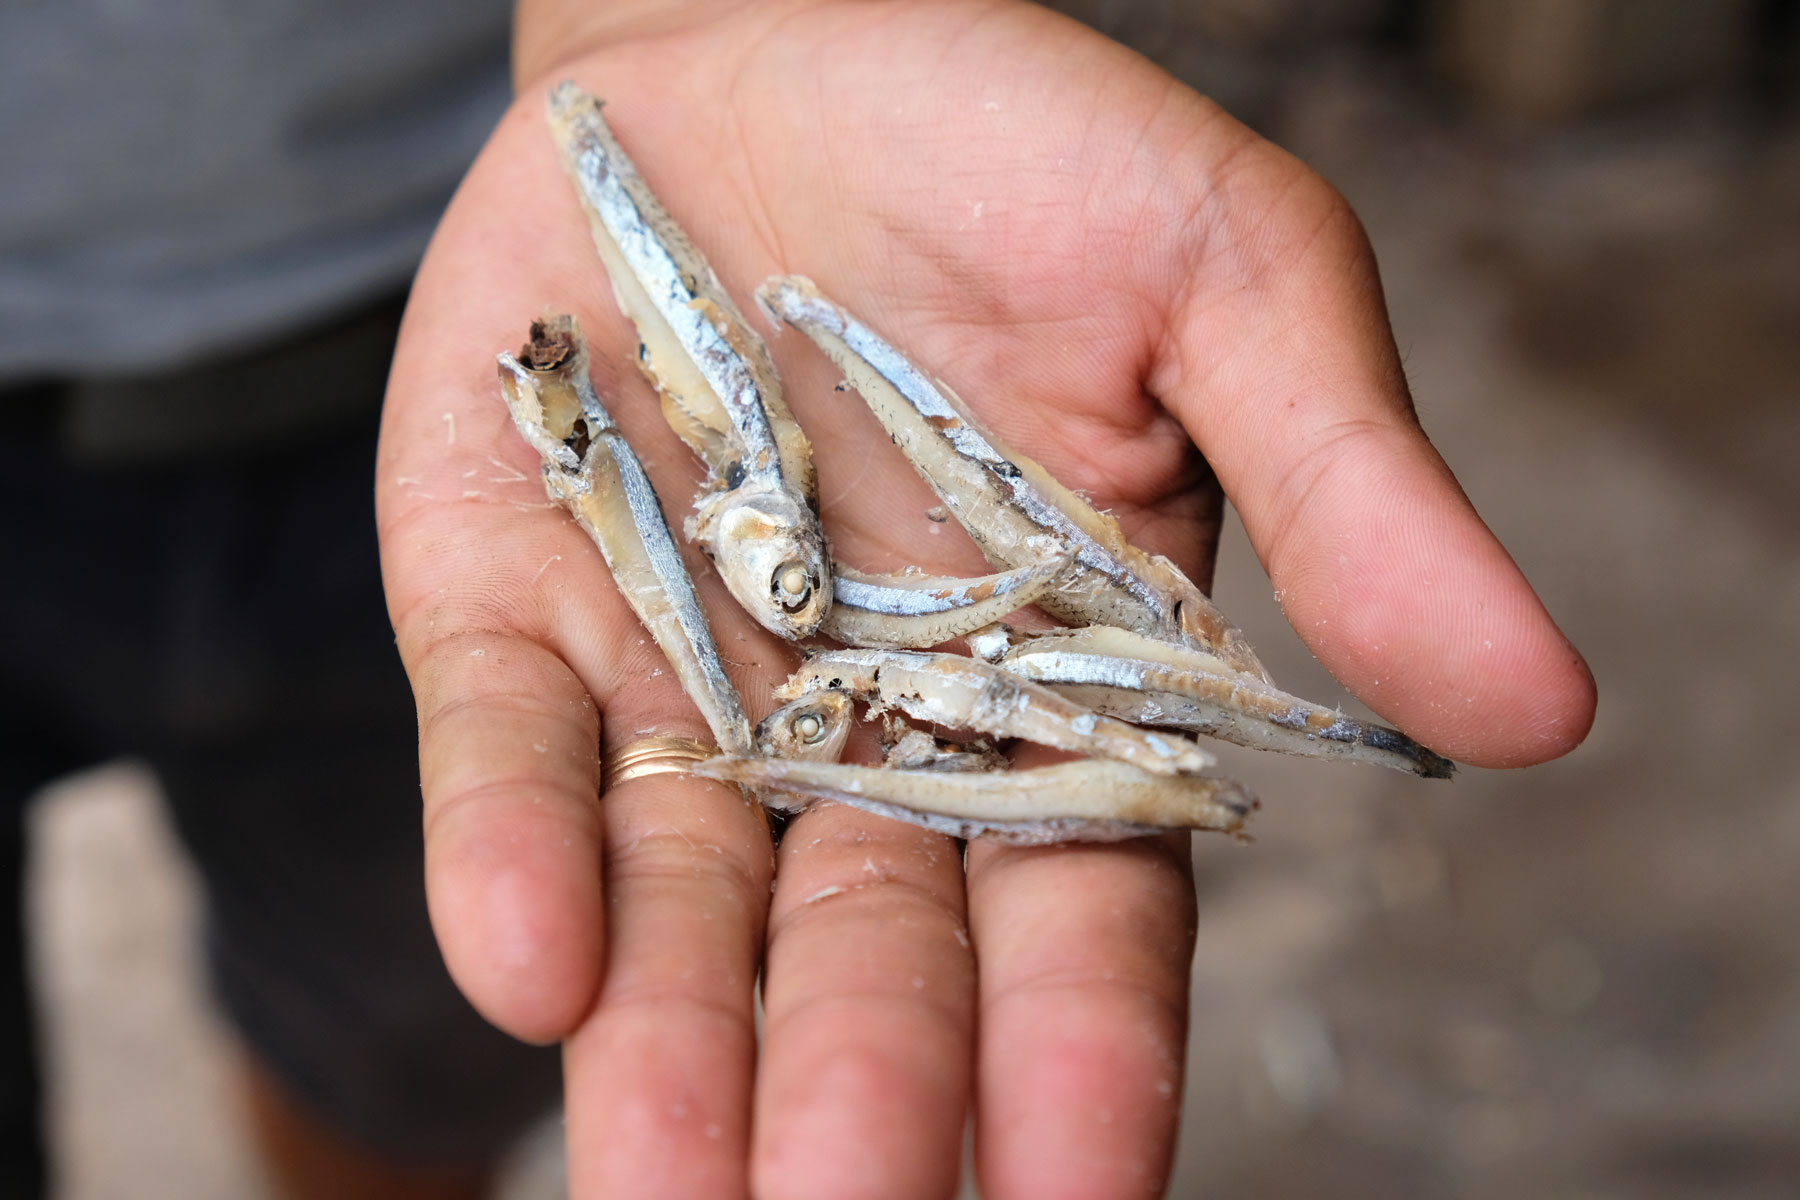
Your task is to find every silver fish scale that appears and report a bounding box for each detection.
[796,286,1168,618]
[832,574,979,616]
[572,373,755,756]
[572,140,786,482]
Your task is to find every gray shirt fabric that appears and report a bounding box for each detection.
[0,0,512,380]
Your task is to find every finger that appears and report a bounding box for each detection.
[753,805,975,1200]
[562,718,775,1199]
[384,73,797,1039]
[966,835,1195,1200]
[415,629,606,1043]
[1151,138,1595,767]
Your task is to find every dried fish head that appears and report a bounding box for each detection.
[701,487,833,640]
[756,690,853,762]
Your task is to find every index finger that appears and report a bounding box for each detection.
[1151,134,1595,768]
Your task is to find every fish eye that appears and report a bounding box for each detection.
[773,562,812,610]
[794,713,824,743]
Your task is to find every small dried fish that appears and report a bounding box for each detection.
[497,315,754,756]
[970,624,1455,779]
[691,755,1256,844]
[757,274,1267,679]
[497,91,1455,851]
[756,690,854,763]
[821,556,1068,648]
[778,648,1218,777]
[547,83,831,640]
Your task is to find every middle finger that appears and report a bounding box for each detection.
[753,805,975,1200]
[562,709,777,1198]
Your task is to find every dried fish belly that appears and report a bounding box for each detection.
[821,557,1068,648]
[547,83,831,640]
[757,274,1268,680]
[692,756,1255,844]
[972,624,1455,779]
[497,316,754,756]
[779,649,1218,777]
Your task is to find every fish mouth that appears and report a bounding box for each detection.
[757,545,833,638]
[755,691,853,761]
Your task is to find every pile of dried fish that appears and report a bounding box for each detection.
[495,82,1452,846]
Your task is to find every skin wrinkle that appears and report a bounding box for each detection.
[1161,142,1329,363]
[410,623,624,729]
[1270,179,1370,291]
[428,800,604,887]
[392,576,563,651]
[762,984,972,1053]
[602,827,772,903]
[382,513,570,641]
[765,870,966,948]
[1255,416,1417,579]
[373,421,548,520]
[871,218,1006,321]
[1141,92,1237,261]
[810,48,851,251]
[422,776,604,843]
[376,462,538,547]
[1147,128,1257,358]
[608,816,770,892]
[760,1030,964,1107]
[1068,58,1120,235]
[980,968,1192,1040]
[724,24,795,276]
[417,682,599,746]
[919,1,1004,95]
[582,988,759,1050]
[1235,165,1350,287]
[1050,406,1197,507]
[814,435,882,516]
[1137,137,1296,437]
[416,687,594,751]
[1110,76,1188,265]
[406,625,584,681]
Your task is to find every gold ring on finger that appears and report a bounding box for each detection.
[602,736,719,792]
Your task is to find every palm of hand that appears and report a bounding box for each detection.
[378,3,1593,1197]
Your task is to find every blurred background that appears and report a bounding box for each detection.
[23,0,1799,1196]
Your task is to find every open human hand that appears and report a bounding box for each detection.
[376,2,1596,1195]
